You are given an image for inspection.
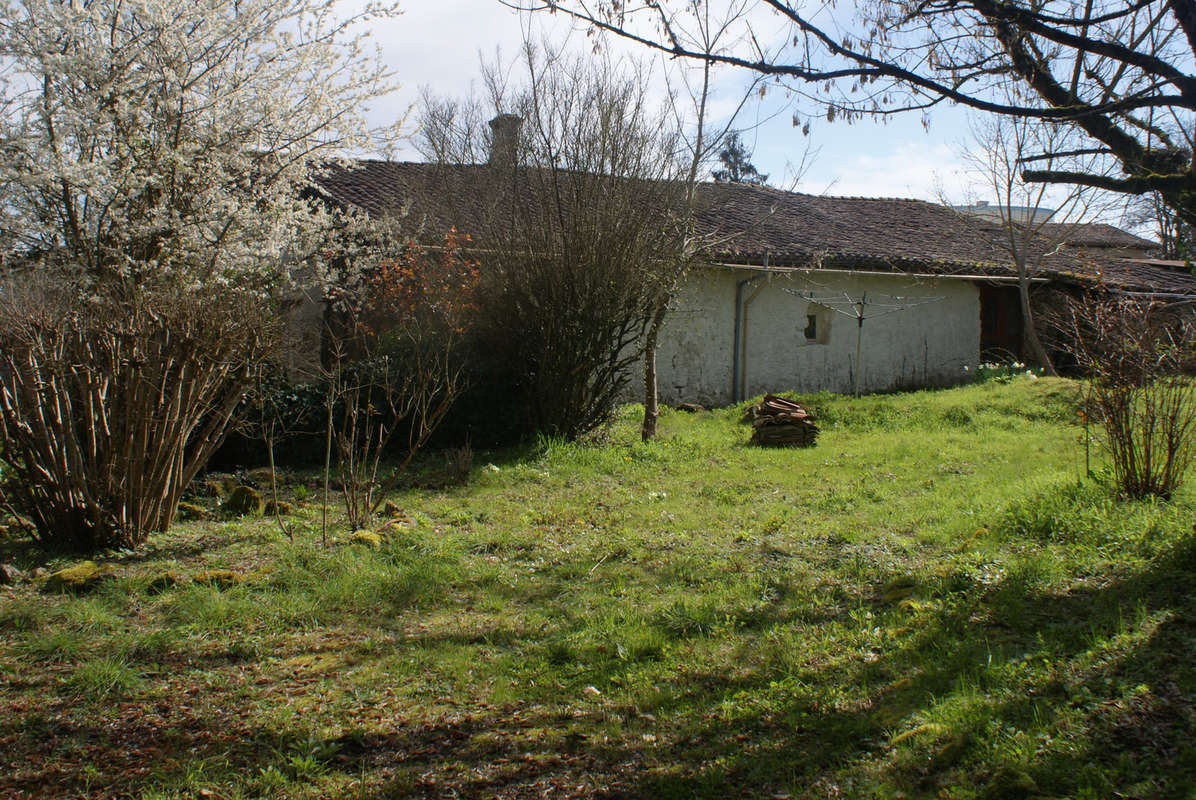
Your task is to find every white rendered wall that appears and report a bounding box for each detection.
[641,266,980,406]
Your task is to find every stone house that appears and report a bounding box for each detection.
[312,143,1196,406]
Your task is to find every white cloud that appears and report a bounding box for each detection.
[366,2,788,162]
[353,1,975,205]
[801,142,968,202]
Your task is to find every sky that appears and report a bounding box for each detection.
[362,1,1056,207]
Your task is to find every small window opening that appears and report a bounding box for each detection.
[804,314,818,341]
[804,304,831,344]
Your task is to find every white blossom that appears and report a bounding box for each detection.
[0,0,401,291]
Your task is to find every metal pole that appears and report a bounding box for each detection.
[731,255,769,404]
[854,293,866,397]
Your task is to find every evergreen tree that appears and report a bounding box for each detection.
[712,133,768,186]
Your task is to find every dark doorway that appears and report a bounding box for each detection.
[979,285,1024,362]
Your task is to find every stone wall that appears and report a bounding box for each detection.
[632,265,981,406]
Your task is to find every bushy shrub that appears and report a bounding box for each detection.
[1052,294,1196,499]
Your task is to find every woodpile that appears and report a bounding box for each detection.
[747,394,819,447]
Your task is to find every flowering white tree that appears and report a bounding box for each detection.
[0,0,399,550]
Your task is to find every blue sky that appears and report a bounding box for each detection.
[366,1,1035,206]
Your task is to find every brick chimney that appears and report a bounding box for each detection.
[488,113,522,166]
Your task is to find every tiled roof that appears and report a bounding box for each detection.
[1075,258,1196,295]
[313,161,1196,296]
[691,181,1065,273]
[314,160,502,232]
[1036,222,1158,250]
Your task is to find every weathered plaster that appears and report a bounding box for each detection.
[636,266,980,406]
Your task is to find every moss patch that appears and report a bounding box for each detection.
[193,569,242,589]
[263,499,292,517]
[176,502,212,522]
[145,571,189,594]
[42,561,117,594]
[347,530,384,549]
[196,478,228,499]
[224,486,263,516]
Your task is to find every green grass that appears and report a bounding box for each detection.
[1,377,1194,798]
[64,655,145,701]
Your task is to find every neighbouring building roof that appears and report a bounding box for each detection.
[313,160,1196,297]
[1035,222,1159,252]
[1123,257,1192,271]
[952,200,1055,225]
[1075,258,1196,295]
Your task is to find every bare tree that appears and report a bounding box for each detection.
[957,105,1117,375]
[638,2,772,441]
[514,1,1196,226]
[420,45,688,440]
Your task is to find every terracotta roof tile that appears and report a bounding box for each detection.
[313,161,1196,296]
[1037,222,1158,250]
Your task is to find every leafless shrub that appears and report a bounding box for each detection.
[419,46,687,441]
[1053,292,1196,499]
[321,228,479,532]
[0,277,273,550]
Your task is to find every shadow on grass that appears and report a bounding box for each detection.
[7,532,1193,800]
[340,719,644,799]
[0,685,648,799]
[618,535,1196,799]
[294,536,1196,798]
[0,531,47,570]
[0,522,269,571]
[0,696,272,798]
[5,510,1194,798]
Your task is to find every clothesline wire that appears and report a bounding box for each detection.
[777,287,947,396]
[780,288,946,323]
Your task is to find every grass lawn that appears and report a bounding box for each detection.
[2,377,1195,799]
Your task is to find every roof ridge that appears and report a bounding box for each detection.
[330,159,946,207]
[697,179,940,205]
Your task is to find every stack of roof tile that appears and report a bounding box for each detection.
[748,395,819,448]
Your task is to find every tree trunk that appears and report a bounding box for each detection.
[322,377,334,549]
[640,303,669,441]
[1018,274,1057,377]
